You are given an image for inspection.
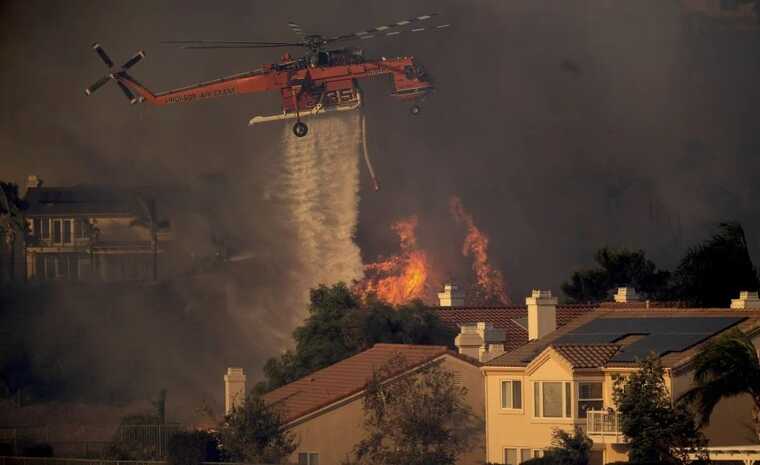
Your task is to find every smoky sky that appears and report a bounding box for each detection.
[2,0,760,414]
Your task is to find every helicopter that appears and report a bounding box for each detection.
[85,14,449,137]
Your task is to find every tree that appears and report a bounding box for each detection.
[613,355,707,464]
[0,182,26,284]
[260,283,455,391]
[219,390,297,464]
[544,427,593,465]
[349,355,482,465]
[672,222,759,307]
[679,328,760,441]
[561,247,671,303]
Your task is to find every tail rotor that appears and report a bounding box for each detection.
[85,43,145,104]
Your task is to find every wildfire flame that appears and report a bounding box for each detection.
[354,216,431,305]
[450,196,510,304]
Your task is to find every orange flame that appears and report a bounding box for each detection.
[450,196,510,304]
[355,216,431,305]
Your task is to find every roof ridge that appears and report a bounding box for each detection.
[372,343,449,350]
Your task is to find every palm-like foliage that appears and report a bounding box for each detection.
[679,328,760,440]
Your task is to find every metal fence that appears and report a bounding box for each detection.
[0,459,271,465]
[0,424,181,460]
[115,424,182,459]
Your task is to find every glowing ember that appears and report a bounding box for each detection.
[355,216,431,305]
[450,196,510,304]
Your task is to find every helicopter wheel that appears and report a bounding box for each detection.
[410,104,422,116]
[293,121,308,137]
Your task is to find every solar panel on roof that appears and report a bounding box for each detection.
[552,316,744,362]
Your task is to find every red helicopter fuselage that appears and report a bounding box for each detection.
[118,50,433,128]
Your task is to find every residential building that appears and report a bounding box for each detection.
[680,0,759,29]
[482,288,760,464]
[433,284,599,361]
[228,344,485,465]
[23,176,171,282]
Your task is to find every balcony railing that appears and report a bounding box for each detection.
[586,410,624,443]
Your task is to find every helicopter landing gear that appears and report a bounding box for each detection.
[293,121,308,137]
[410,104,422,116]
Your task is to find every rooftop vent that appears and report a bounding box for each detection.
[730,291,760,310]
[438,283,465,307]
[614,287,640,303]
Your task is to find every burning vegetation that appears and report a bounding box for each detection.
[354,216,431,305]
[450,196,510,305]
[354,197,510,306]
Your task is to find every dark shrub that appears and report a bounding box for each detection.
[520,457,555,465]
[0,442,14,456]
[22,443,53,457]
[167,430,220,465]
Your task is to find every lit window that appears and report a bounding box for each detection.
[504,448,532,464]
[298,452,319,465]
[501,380,522,409]
[533,381,572,418]
[578,382,603,418]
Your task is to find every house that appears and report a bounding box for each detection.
[433,284,599,361]
[23,176,171,282]
[680,0,759,29]
[226,344,485,465]
[482,288,760,465]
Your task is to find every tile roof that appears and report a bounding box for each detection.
[262,343,477,424]
[486,307,760,369]
[552,344,620,368]
[25,187,141,216]
[432,305,598,352]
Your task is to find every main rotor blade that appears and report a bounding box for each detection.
[326,13,440,42]
[116,80,138,104]
[163,40,301,46]
[121,51,145,70]
[183,44,297,49]
[353,23,451,41]
[85,75,112,95]
[288,21,306,38]
[92,43,114,68]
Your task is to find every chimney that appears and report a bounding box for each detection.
[224,367,246,415]
[730,291,760,310]
[438,283,465,307]
[526,290,557,340]
[454,322,506,362]
[26,175,42,192]
[614,287,640,303]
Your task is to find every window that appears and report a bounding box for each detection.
[533,449,544,458]
[534,381,572,418]
[578,382,603,418]
[501,380,522,409]
[298,452,319,465]
[52,219,62,244]
[720,0,738,10]
[63,219,73,244]
[41,219,50,239]
[504,448,532,465]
